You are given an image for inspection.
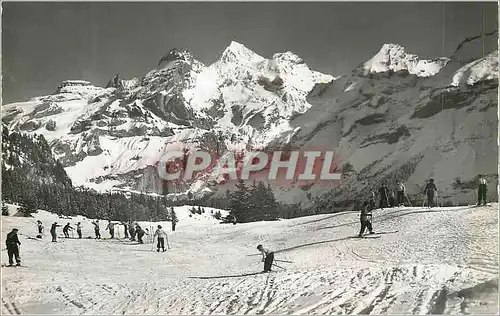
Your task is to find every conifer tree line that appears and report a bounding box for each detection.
[225,179,281,222]
[1,125,173,222]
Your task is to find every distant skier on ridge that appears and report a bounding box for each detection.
[396,180,406,207]
[378,182,389,209]
[477,174,488,206]
[423,179,437,208]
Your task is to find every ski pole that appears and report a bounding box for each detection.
[272,263,286,270]
[275,259,293,263]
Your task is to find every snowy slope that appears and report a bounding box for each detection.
[1,204,497,314]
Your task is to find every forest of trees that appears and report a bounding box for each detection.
[225,179,280,222]
[1,125,172,222]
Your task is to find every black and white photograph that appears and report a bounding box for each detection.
[1,1,498,314]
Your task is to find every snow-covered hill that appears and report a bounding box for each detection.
[1,204,497,314]
[2,34,497,207]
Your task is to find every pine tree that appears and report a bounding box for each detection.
[2,204,9,216]
[229,179,252,222]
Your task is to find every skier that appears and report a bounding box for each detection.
[50,222,61,242]
[63,223,74,238]
[76,222,82,239]
[358,201,375,237]
[257,245,274,273]
[36,220,44,238]
[396,180,406,206]
[5,228,21,266]
[107,221,116,239]
[477,175,488,206]
[153,225,167,252]
[171,207,178,231]
[389,191,396,207]
[122,222,129,239]
[423,179,437,208]
[135,224,145,244]
[92,220,101,239]
[129,222,136,241]
[232,213,237,225]
[378,182,389,209]
[369,188,376,209]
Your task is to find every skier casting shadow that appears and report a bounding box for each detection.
[358,201,375,237]
[257,244,274,273]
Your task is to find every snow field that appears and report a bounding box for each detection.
[1,204,497,314]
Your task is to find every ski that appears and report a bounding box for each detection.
[189,271,276,280]
[359,235,382,239]
[2,264,27,268]
[373,230,399,235]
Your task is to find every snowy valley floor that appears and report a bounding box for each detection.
[1,204,498,315]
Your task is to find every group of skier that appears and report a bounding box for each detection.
[372,178,438,209]
[360,175,489,237]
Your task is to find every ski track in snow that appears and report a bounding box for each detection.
[1,204,498,314]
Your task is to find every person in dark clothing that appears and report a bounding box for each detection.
[63,223,74,238]
[154,225,167,252]
[129,222,136,241]
[136,224,145,244]
[257,245,274,273]
[396,180,406,206]
[232,214,237,225]
[477,175,488,206]
[37,220,44,236]
[122,222,129,239]
[424,179,437,207]
[379,183,389,209]
[6,228,21,266]
[389,191,396,207]
[107,221,116,239]
[359,201,375,237]
[50,222,61,242]
[92,220,101,239]
[171,207,178,231]
[76,222,82,239]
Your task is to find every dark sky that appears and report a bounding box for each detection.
[2,2,497,104]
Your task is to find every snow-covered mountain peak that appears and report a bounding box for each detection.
[54,80,106,99]
[158,48,196,67]
[218,41,265,64]
[451,50,498,86]
[362,43,449,77]
[272,51,305,65]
